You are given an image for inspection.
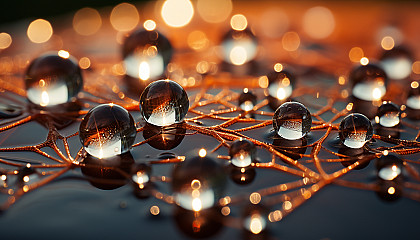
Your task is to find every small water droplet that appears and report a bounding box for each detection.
[339,113,373,148]
[229,139,256,168]
[376,101,400,127]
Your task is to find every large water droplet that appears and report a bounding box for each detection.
[122,28,172,80]
[380,46,413,80]
[350,63,387,101]
[140,80,189,127]
[273,102,312,140]
[79,103,137,159]
[25,52,83,107]
[221,28,258,65]
[229,139,256,168]
[339,113,373,149]
[171,151,227,211]
[376,101,400,128]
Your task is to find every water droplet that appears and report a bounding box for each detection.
[238,90,257,112]
[221,28,258,65]
[350,63,387,101]
[171,151,227,211]
[122,29,172,80]
[140,80,189,127]
[131,163,153,199]
[339,113,373,149]
[266,70,295,110]
[79,103,137,159]
[380,46,413,80]
[376,101,400,127]
[273,102,312,140]
[376,155,403,181]
[229,139,256,168]
[81,152,134,190]
[406,84,420,119]
[25,52,83,107]
[142,123,186,150]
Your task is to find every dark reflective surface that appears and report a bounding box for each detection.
[142,123,186,150]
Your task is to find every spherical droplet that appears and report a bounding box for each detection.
[266,70,295,109]
[221,28,258,65]
[131,163,153,198]
[25,52,83,107]
[380,46,413,80]
[376,101,400,127]
[79,103,137,159]
[238,89,257,112]
[406,83,420,119]
[122,29,173,80]
[339,113,373,149]
[273,102,312,140]
[140,80,189,127]
[171,151,227,211]
[376,155,403,181]
[349,63,387,101]
[229,139,256,168]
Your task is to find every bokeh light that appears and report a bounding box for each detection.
[282,32,300,51]
[197,0,232,23]
[161,0,194,28]
[260,8,289,38]
[303,6,335,39]
[381,36,395,50]
[143,20,157,31]
[110,3,139,32]
[73,8,102,36]
[27,19,53,43]
[230,14,248,31]
[349,47,364,63]
[0,33,12,49]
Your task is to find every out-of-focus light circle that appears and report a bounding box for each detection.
[58,50,70,59]
[349,47,364,63]
[197,0,232,23]
[161,0,194,28]
[27,19,53,43]
[282,32,300,51]
[260,8,289,38]
[381,36,395,50]
[360,57,369,66]
[303,6,335,39]
[413,61,420,74]
[110,3,139,32]
[230,14,248,31]
[0,32,12,49]
[73,7,102,36]
[144,20,156,31]
[79,57,91,69]
[187,31,209,51]
[377,26,403,47]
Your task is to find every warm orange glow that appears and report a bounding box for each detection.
[221,206,231,216]
[110,3,139,32]
[150,205,160,215]
[303,6,335,39]
[27,19,53,43]
[138,61,151,80]
[23,176,30,183]
[282,32,300,51]
[197,0,232,23]
[381,36,395,50]
[199,148,207,157]
[283,201,292,210]
[249,192,261,204]
[274,63,283,72]
[249,214,264,234]
[230,14,248,31]
[58,50,70,59]
[258,76,269,88]
[360,57,369,66]
[143,20,156,31]
[372,87,382,100]
[338,76,346,85]
[192,198,202,212]
[229,46,247,65]
[187,31,209,51]
[161,0,194,28]
[388,187,396,195]
[412,61,420,74]
[268,210,283,222]
[0,32,12,49]
[40,91,50,107]
[411,81,419,89]
[349,47,364,63]
[191,179,201,189]
[346,103,353,111]
[79,57,91,69]
[73,7,102,36]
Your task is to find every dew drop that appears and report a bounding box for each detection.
[273,102,312,140]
